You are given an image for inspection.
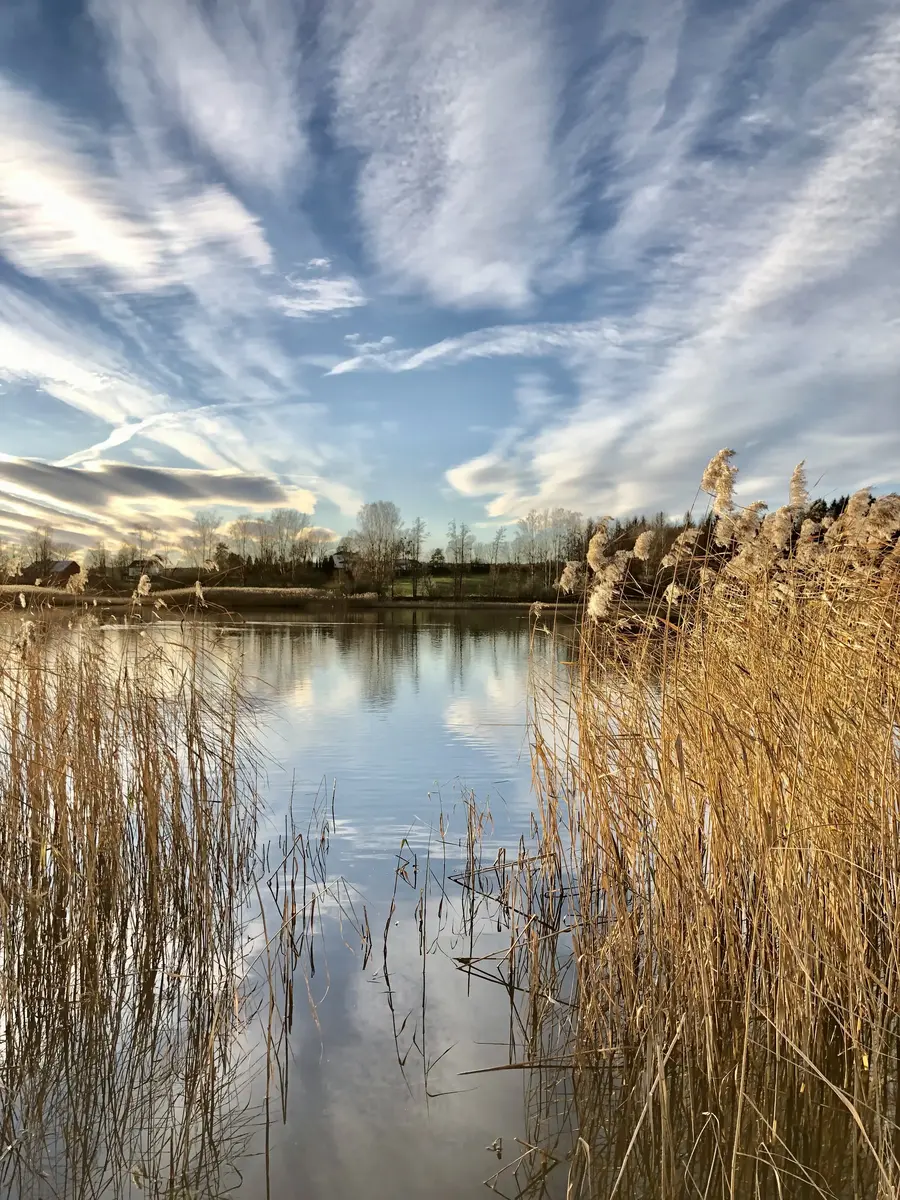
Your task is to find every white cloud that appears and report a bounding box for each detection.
[329,0,585,309]
[0,283,363,527]
[306,478,364,518]
[272,275,367,318]
[4,0,897,542]
[0,74,275,296]
[90,0,307,193]
[444,6,900,518]
[328,319,628,375]
[0,287,167,426]
[0,455,317,548]
[0,18,371,535]
[0,76,160,285]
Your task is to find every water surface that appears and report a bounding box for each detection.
[223,609,558,1199]
[2,606,880,1199]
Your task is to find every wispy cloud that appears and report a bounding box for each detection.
[272,270,366,318]
[445,5,900,517]
[0,75,274,294]
[328,320,630,375]
[2,0,898,543]
[0,285,168,426]
[329,0,586,310]
[0,455,315,548]
[89,0,308,193]
[0,77,158,286]
[0,53,367,530]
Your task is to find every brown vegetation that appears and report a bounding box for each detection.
[461,457,900,1196]
[0,618,351,1196]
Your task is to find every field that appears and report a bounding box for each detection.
[0,579,564,610]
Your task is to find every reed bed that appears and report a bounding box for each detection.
[0,616,267,1198]
[461,458,900,1197]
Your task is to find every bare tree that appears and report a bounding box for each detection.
[27,523,55,567]
[184,510,221,569]
[128,524,158,562]
[513,510,542,585]
[87,541,109,573]
[350,501,404,593]
[407,517,428,599]
[0,536,22,583]
[228,515,253,562]
[304,527,337,566]
[489,525,507,596]
[446,520,475,599]
[112,542,132,578]
[269,508,311,576]
[253,516,275,568]
[226,515,254,580]
[153,531,179,572]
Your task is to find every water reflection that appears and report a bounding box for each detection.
[223,610,550,867]
[0,609,556,1199]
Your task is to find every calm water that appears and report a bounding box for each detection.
[2,607,883,1198]
[189,608,568,1200]
[234,609,553,1199]
[138,609,561,1200]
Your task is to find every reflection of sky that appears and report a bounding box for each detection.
[237,899,534,1200]
[16,611,566,1198]
[215,611,546,872]
[212,610,558,1198]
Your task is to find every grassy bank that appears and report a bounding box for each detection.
[0,582,577,613]
[471,456,900,1195]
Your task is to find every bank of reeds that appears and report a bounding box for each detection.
[498,457,900,1196]
[0,617,264,1197]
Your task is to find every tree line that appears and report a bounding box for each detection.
[1,494,853,595]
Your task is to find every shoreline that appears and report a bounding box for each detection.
[0,584,578,614]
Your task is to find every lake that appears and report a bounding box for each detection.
[0,607,571,1200]
[2,604,886,1200]
[233,608,564,1199]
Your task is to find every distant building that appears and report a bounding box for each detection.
[126,554,166,581]
[17,563,44,585]
[47,560,81,586]
[19,560,81,586]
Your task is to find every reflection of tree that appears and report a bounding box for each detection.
[236,611,534,716]
[331,616,414,710]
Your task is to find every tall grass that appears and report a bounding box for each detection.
[0,617,264,1197]
[486,462,900,1196]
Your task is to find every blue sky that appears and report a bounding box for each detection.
[0,0,898,553]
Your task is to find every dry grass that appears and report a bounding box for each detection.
[0,617,265,1197]
[467,462,900,1197]
[0,614,369,1197]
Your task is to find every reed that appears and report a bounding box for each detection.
[0,616,263,1197]
[494,457,900,1196]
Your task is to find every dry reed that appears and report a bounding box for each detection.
[0,612,368,1198]
[0,617,264,1197]
[469,456,900,1197]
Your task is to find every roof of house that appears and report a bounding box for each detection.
[49,560,79,574]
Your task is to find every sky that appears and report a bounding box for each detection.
[1,0,898,555]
